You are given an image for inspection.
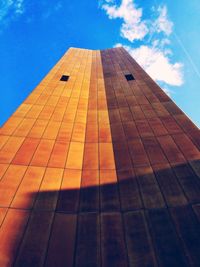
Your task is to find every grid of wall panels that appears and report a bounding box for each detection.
[0,47,200,267]
[101,47,200,267]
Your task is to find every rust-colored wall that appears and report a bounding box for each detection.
[0,47,200,267]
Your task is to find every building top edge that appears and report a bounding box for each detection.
[67,46,125,52]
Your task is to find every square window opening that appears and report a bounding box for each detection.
[60,75,69,82]
[125,74,135,81]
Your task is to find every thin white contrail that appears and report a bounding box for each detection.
[173,31,200,79]
[153,0,200,79]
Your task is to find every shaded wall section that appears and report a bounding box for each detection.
[0,47,200,267]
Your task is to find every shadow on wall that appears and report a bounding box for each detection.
[1,161,200,267]
[1,47,200,267]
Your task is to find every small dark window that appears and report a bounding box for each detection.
[125,74,135,81]
[60,75,69,82]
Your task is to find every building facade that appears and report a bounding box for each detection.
[0,47,200,266]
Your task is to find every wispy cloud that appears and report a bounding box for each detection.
[42,1,63,20]
[102,0,148,42]
[0,0,64,26]
[100,0,184,88]
[0,0,25,25]
[153,5,173,36]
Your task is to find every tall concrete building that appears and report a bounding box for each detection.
[0,47,200,266]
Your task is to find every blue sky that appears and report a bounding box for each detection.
[0,0,199,127]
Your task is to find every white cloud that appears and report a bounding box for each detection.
[123,44,183,86]
[114,43,123,47]
[154,5,173,35]
[102,0,148,42]
[101,2,174,41]
[101,1,184,88]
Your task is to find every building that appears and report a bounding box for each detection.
[0,47,200,266]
